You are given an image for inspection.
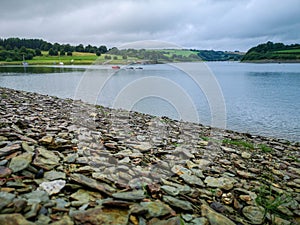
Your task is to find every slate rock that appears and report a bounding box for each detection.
[242,206,265,224]
[0,144,21,157]
[23,190,49,205]
[201,204,236,225]
[39,136,54,145]
[69,173,114,196]
[73,207,129,225]
[204,176,236,190]
[33,147,60,170]
[39,179,66,195]
[141,200,174,218]
[44,170,66,180]
[112,190,145,201]
[163,196,193,211]
[0,192,15,211]
[0,213,35,225]
[9,152,33,173]
[0,166,12,178]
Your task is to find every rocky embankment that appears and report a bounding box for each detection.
[0,87,299,225]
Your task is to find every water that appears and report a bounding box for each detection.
[0,62,299,142]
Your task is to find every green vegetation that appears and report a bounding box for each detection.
[0,37,247,64]
[0,37,245,64]
[222,139,255,150]
[200,136,209,141]
[256,184,292,222]
[0,37,204,65]
[287,155,300,163]
[0,37,108,64]
[102,48,202,63]
[197,50,244,61]
[258,144,273,153]
[222,139,275,153]
[241,41,300,62]
[1,93,8,99]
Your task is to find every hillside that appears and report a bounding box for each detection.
[0,37,204,65]
[241,41,300,62]
[0,37,245,65]
[197,50,244,61]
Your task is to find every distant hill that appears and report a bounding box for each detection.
[0,37,245,64]
[196,50,244,61]
[241,41,300,62]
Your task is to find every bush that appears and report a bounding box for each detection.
[35,49,42,56]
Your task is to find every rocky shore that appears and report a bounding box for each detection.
[0,87,299,225]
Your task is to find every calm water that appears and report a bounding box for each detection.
[0,62,299,142]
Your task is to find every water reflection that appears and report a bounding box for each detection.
[0,66,85,74]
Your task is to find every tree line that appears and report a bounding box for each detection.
[241,41,300,61]
[0,37,108,62]
[196,50,243,61]
[107,48,201,63]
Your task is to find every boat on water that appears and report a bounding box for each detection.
[112,66,120,69]
[126,66,143,70]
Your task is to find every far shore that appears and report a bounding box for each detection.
[241,59,300,63]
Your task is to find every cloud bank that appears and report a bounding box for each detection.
[1,0,300,51]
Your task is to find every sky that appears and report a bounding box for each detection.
[1,0,300,51]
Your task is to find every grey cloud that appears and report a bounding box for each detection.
[0,0,299,51]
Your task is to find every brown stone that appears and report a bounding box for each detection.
[0,166,12,178]
[0,213,35,225]
[0,144,21,157]
[73,208,129,225]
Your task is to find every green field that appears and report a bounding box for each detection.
[276,49,300,54]
[242,42,300,62]
[0,52,138,65]
[157,49,199,57]
[0,49,202,65]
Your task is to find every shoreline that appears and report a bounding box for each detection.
[0,87,299,224]
[241,59,300,64]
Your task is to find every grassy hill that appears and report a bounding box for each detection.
[0,49,204,65]
[197,50,244,61]
[241,41,300,62]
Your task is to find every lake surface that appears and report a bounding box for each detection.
[0,62,299,142]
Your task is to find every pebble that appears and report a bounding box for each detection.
[242,206,265,224]
[39,180,66,195]
[204,176,236,190]
[0,87,298,224]
[201,204,236,225]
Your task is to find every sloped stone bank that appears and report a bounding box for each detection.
[0,87,299,225]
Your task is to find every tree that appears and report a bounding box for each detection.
[67,51,72,56]
[49,48,58,56]
[98,45,108,54]
[35,49,42,56]
[5,44,12,50]
[108,47,119,54]
[75,44,84,52]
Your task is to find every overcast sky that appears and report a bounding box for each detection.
[1,0,300,51]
